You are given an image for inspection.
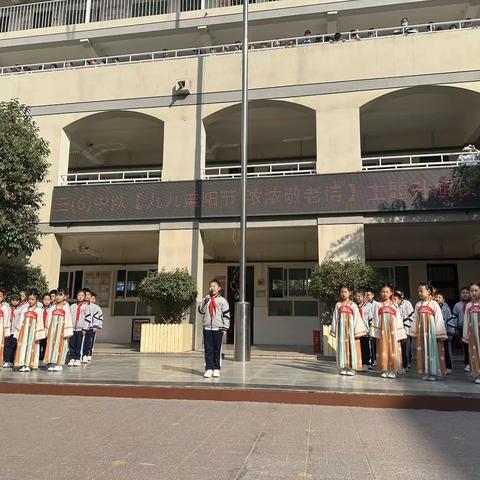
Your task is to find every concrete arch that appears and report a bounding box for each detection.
[203,99,316,165]
[360,85,480,154]
[64,110,164,171]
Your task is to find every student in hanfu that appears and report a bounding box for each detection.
[14,290,45,372]
[462,283,480,384]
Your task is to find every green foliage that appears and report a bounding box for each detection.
[0,99,50,258]
[138,269,198,324]
[0,263,49,296]
[310,260,378,314]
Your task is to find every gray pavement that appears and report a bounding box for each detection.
[0,354,479,398]
[0,394,479,480]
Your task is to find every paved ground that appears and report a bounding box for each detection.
[0,355,479,398]
[0,394,478,480]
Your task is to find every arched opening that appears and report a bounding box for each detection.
[64,111,164,184]
[203,100,316,178]
[360,86,480,167]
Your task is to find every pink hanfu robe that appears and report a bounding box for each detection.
[463,302,480,379]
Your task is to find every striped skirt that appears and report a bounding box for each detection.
[14,317,40,369]
[44,315,69,366]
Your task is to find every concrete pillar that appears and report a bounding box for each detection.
[29,234,62,289]
[161,108,205,181]
[316,107,361,174]
[158,226,204,349]
[318,220,365,262]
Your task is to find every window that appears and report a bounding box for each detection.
[126,271,147,297]
[268,267,317,317]
[58,271,83,299]
[373,265,410,298]
[114,269,156,317]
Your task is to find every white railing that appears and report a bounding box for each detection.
[361,151,477,171]
[1,17,479,76]
[203,160,316,179]
[0,0,273,33]
[61,168,162,185]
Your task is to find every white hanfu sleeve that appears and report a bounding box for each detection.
[462,303,471,344]
[330,303,339,338]
[410,303,420,338]
[352,303,366,338]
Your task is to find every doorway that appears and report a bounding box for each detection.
[226,266,255,345]
[427,264,459,308]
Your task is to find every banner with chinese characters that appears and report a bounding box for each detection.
[50,167,479,224]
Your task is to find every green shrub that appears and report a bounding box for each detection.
[138,268,198,324]
[0,263,49,297]
[310,260,378,321]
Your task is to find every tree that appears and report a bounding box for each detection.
[310,260,378,321]
[138,269,198,324]
[0,263,48,296]
[0,99,50,259]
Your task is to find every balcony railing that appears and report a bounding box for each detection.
[202,160,316,179]
[0,0,274,33]
[61,168,162,185]
[361,151,477,171]
[1,17,480,74]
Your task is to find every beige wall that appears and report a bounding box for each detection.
[29,233,62,289]
[318,222,365,262]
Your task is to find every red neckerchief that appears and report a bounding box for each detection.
[76,303,82,325]
[209,296,217,318]
[43,308,48,329]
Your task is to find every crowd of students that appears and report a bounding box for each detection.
[331,282,480,383]
[0,287,103,372]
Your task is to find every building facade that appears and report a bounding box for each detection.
[1,0,480,345]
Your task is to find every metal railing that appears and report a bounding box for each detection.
[1,17,479,76]
[61,168,162,185]
[0,0,273,33]
[203,160,316,179]
[361,151,477,171]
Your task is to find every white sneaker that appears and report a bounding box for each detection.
[422,375,429,381]
[74,360,81,367]
[362,365,369,372]
[381,372,388,378]
[87,356,92,362]
[346,370,355,376]
[53,365,63,372]
[427,375,437,381]
[340,369,347,375]
[19,366,28,372]
[475,378,480,384]
[67,359,75,366]
[82,356,89,363]
[446,369,453,375]
[387,372,397,379]
[464,365,471,373]
[203,369,213,378]
[213,369,220,377]
[47,366,55,371]
[2,362,9,368]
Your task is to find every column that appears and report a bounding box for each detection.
[29,234,62,289]
[318,220,365,262]
[158,225,204,349]
[316,107,362,174]
[161,107,205,181]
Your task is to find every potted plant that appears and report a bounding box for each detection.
[138,268,198,352]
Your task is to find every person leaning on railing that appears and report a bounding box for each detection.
[458,144,480,166]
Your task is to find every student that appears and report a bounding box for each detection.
[13,290,45,372]
[434,292,454,374]
[49,289,58,304]
[354,288,373,371]
[462,283,480,384]
[371,284,406,378]
[39,293,53,367]
[393,290,414,372]
[453,287,471,372]
[44,289,74,372]
[83,292,103,363]
[3,294,19,368]
[410,283,447,381]
[18,290,28,310]
[331,286,366,375]
[198,279,230,378]
[68,289,90,367]
[0,288,11,366]
[365,287,379,366]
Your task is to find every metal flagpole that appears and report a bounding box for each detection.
[234,0,251,362]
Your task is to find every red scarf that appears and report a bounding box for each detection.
[209,296,217,318]
[43,308,48,329]
[76,303,82,325]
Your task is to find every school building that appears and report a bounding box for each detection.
[1,0,480,346]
